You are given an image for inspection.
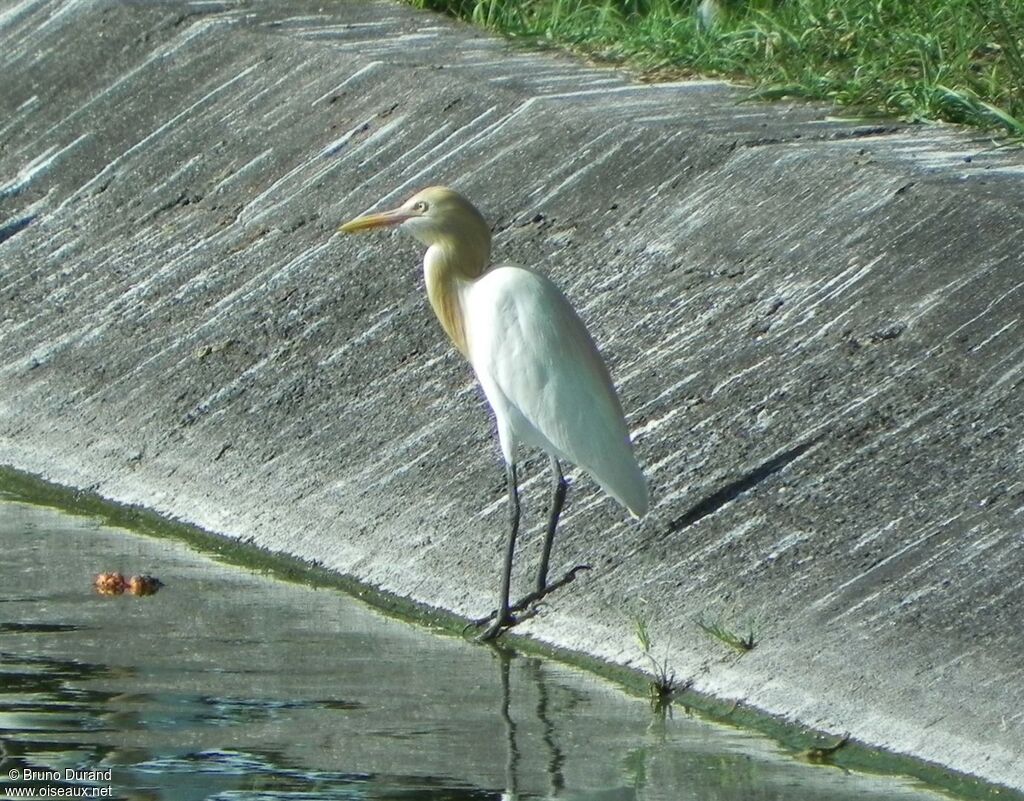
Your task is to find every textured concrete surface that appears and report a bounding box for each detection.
[1,0,1022,792]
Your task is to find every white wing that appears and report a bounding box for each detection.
[463,266,648,516]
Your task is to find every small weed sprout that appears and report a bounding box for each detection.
[694,607,760,653]
[634,615,677,710]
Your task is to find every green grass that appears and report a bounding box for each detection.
[633,615,682,710]
[409,0,1024,140]
[695,608,759,653]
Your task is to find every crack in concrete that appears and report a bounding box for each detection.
[738,124,906,150]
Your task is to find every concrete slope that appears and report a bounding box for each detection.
[1,0,1022,791]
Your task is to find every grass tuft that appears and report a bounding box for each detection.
[633,615,680,711]
[695,608,759,653]
[409,0,1024,140]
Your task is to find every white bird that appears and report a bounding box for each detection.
[696,0,724,31]
[339,186,648,639]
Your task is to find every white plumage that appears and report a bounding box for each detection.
[463,266,648,516]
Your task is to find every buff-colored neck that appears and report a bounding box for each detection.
[423,237,489,357]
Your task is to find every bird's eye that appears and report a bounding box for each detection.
[414,201,429,213]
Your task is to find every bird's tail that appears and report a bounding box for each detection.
[593,456,649,518]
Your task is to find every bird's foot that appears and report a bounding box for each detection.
[475,611,515,641]
[466,564,591,638]
[512,565,593,614]
[474,605,544,641]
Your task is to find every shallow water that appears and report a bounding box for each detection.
[0,496,946,800]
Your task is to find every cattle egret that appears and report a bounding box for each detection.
[339,186,648,639]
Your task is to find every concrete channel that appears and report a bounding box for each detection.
[1,0,1022,792]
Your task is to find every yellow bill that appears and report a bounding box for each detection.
[338,207,413,234]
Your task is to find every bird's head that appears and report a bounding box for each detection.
[339,186,491,275]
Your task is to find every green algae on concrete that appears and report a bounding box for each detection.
[0,464,465,635]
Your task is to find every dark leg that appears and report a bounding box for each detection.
[468,459,587,636]
[479,462,520,640]
[536,456,567,593]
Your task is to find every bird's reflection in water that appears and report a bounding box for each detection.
[490,644,637,801]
